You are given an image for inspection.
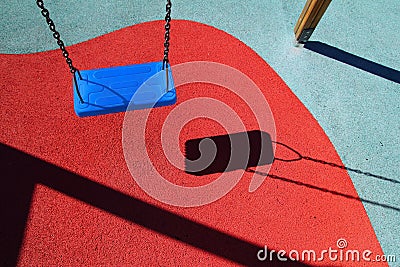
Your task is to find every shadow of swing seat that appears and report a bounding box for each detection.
[185,130,274,176]
[73,61,177,117]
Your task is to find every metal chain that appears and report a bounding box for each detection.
[36,0,172,101]
[35,0,84,103]
[36,0,77,74]
[163,0,172,69]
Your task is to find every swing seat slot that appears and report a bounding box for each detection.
[73,61,177,117]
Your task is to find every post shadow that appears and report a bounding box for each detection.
[0,143,311,267]
[1,147,37,267]
[304,41,400,84]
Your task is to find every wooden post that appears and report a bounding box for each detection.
[294,0,332,43]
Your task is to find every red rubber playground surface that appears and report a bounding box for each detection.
[0,20,387,266]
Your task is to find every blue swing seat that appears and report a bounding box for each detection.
[73,61,177,117]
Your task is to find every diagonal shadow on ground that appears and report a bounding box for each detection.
[304,41,400,84]
[0,143,313,267]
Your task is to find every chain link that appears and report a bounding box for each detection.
[36,0,77,74]
[163,0,172,69]
[36,0,84,103]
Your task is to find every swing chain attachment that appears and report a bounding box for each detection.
[35,0,84,103]
[163,0,172,92]
[163,0,172,70]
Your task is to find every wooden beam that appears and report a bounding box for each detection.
[294,0,332,43]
